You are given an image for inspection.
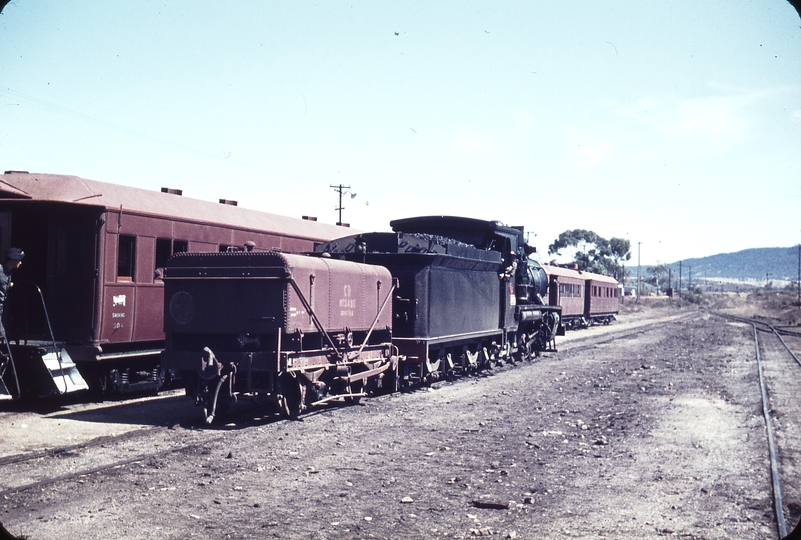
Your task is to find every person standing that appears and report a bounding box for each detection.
[0,247,24,339]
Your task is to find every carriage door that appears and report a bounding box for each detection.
[48,210,99,343]
[549,276,559,306]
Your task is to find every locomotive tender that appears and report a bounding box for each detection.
[162,216,563,422]
[0,171,347,400]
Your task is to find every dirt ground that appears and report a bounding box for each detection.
[1,294,800,539]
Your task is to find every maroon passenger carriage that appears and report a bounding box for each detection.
[543,264,586,328]
[542,264,619,329]
[584,273,620,325]
[0,171,347,400]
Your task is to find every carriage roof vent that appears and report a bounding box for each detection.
[161,187,183,195]
[4,170,28,174]
[302,216,318,221]
[219,199,238,206]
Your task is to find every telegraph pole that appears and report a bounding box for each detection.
[637,242,641,301]
[330,184,353,225]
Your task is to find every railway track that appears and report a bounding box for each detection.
[1,312,775,509]
[0,425,226,499]
[0,311,695,501]
[715,312,801,539]
[0,306,792,539]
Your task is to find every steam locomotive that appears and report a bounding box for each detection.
[162,216,563,422]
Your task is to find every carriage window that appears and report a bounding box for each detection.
[156,238,172,269]
[118,235,136,281]
[156,239,188,277]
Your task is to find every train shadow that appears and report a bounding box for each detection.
[40,393,342,430]
[0,366,523,431]
[187,398,361,431]
[32,391,198,428]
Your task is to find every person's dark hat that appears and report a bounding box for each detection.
[6,248,24,261]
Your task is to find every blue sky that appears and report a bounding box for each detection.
[1,1,799,265]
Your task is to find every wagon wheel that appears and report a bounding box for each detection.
[463,350,478,373]
[280,374,303,420]
[384,357,400,394]
[482,347,497,369]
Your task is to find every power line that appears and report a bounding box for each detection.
[0,85,324,185]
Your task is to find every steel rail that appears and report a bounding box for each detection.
[771,327,801,369]
[714,311,801,340]
[0,429,230,499]
[707,312,797,537]
[0,426,165,468]
[752,324,788,539]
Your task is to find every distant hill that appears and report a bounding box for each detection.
[664,247,800,282]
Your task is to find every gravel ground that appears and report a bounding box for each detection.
[1,295,799,539]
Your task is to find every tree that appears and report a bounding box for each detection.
[548,229,631,280]
[646,264,670,293]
